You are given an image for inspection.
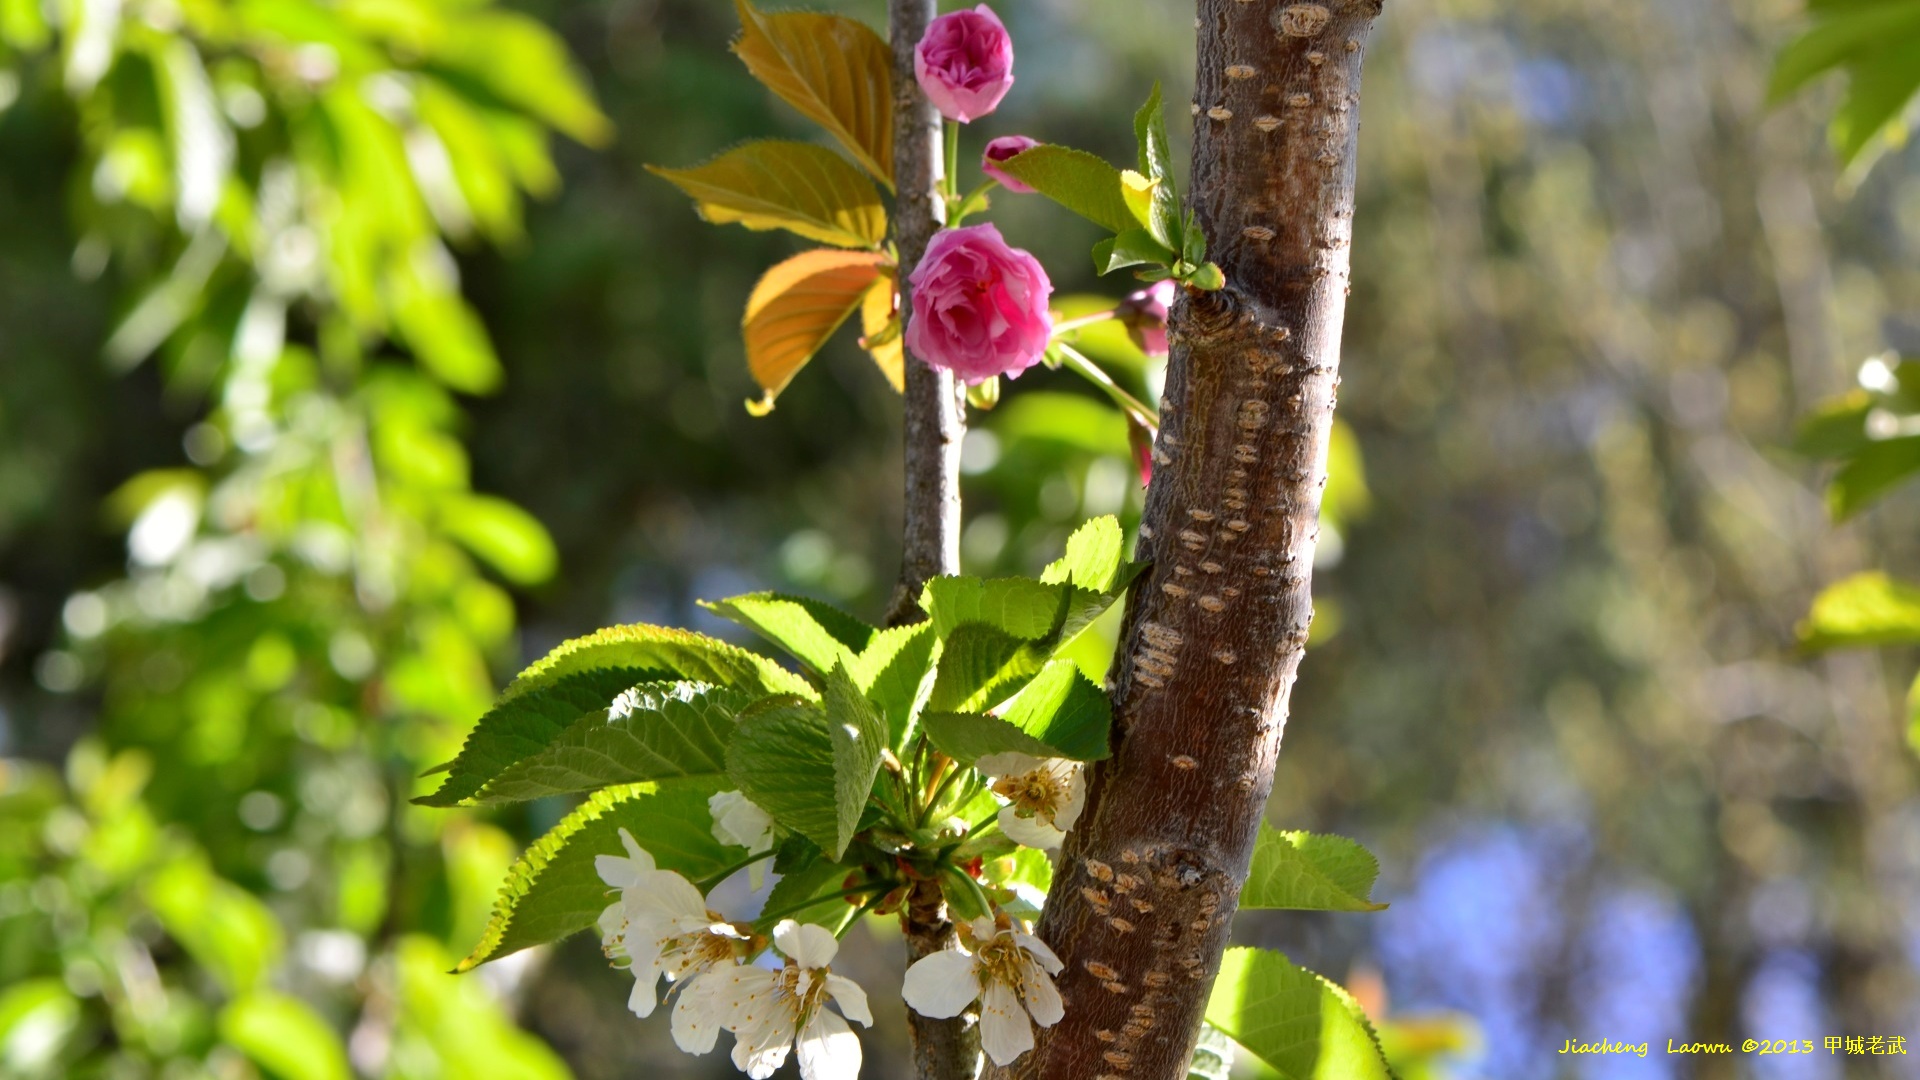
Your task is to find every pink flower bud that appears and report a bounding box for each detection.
[914,5,1015,124]
[1116,280,1177,358]
[905,223,1053,385]
[981,135,1040,193]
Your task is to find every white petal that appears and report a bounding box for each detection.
[618,827,651,865]
[976,751,1043,779]
[775,920,841,969]
[902,950,981,1019]
[977,980,1035,1066]
[1054,764,1087,833]
[796,1008,862,1080]
[669,974,724,1054]
[597,902,625,944]
[826,974,873,1027]
[625,870,708,921]
[1017,960,1064,1028]
[627,969,660,1018]
[999,806,1066,850]
[710,790,777,853]
[733,1022,792,1080]
[1013,933,1064,975]
[596,854,642,890]
[623,917,670,979]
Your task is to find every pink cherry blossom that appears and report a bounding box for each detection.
[914,5,1015,123]
[905,223,1053,385]
[1117,280,1176,358]
[981,135,1040,193]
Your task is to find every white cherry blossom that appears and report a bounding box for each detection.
[712,920,871,1080]
[976,751,1086,850]
[595,828,752,1046]
[901,914,1064,1066]
[709,790,776,853]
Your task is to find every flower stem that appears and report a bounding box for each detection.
[944,119,960,204]
[916,755,968,829]
[695,849,778,892]
[834,892,888,939]
[1049,308,1120,338]
[1052,340,1160,430]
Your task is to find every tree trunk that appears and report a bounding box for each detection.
[886,0,965,629]
[888,3,978,1078]
[993,4,1382,1078]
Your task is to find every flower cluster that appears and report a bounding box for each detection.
[596,743,1088,1078]
[905,5,1172,392]
[597,818,873,1080]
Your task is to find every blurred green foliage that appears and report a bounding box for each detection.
[0,0,602,1072]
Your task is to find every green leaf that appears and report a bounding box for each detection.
[1132,82,1182,248]
[998,659,1111,760]
[144,858,283,993]
[503,624,813,702]
[1094,227,1179,276]
[922,711,1058,763]
[924,623,1051,713]
[848,621,938,746]
[1135,80,1173,180]
[1827,435,1920,518]
[762,856,855,928]
[727,697,848,857]
[439,493,558,586]
[993,145,1138,234]
[1184,220,1209,266]
[427,11,613,146]
[418,667,657,807]
[1769,1,1920,168]
[396,937,574,1079]
[1189,1023,1238,1080]
[1829,41,1920,167]
[457,778,734,971]
[732,0,893,188]
[1794,392,1872,460]
[1188,262,1226,291]
[1042,515,1128,592]
[1206,948,1394,1080]
[1241,825,1387,912]
[1907,669,1920,758]
[993,391,1131,457]
[1769,1,1920,101]
[922,576,1070,640]
[923,658,1110,763]
[1800,572,1920,650]
[469,684,754,804]
[647,141,888,249]
[825,663,889,857]
[702,591,877,675]
[220,993,352,1080]
[0,980,78,1074]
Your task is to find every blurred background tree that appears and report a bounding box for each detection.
[5,0,1920,1078]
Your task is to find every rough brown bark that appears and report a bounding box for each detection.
[886,0,965,629]
[992,4,1382,1078]
[888,2,977,1078]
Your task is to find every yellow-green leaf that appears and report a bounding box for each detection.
[648,141,887,249]
[1800,572,1920,651]
[860,270,903,392]
[743,249,890,409]
[733,0,893,189]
